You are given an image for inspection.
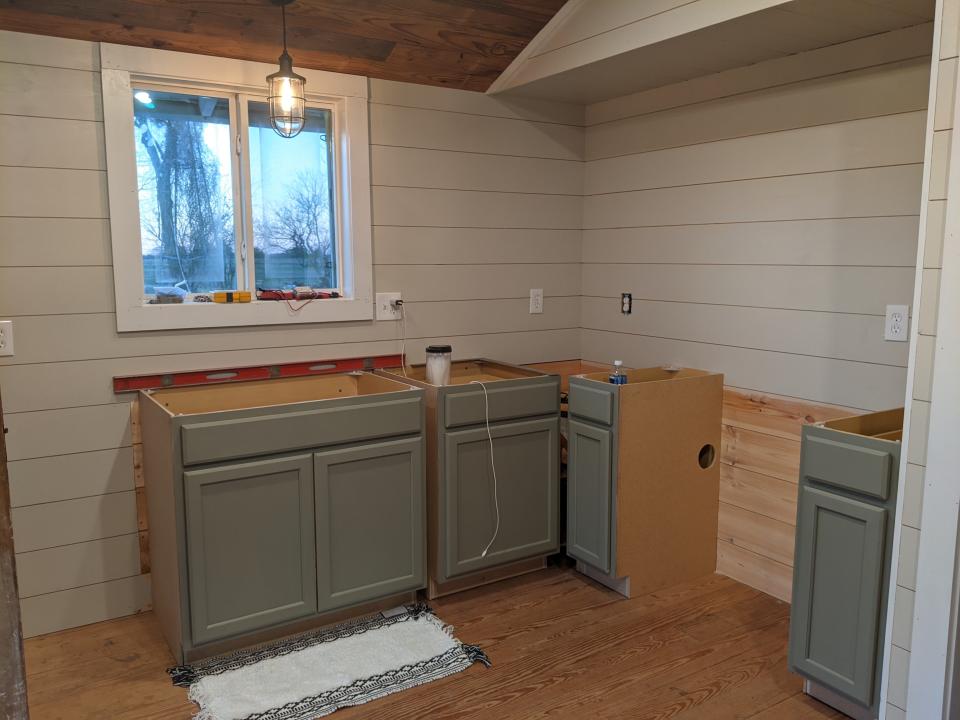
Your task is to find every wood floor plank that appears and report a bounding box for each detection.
[24,568,839,720]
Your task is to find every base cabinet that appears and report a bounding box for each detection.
[566,418,613,574]
[185,454,318,646]
[315,437,425,612]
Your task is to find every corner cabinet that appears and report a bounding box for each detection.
[788,409,903,719]
[140,372,427,664]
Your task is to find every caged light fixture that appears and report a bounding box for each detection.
[266,0,306,138]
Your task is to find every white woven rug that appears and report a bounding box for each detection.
[169,604,490,720]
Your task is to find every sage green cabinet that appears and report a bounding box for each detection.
[788,408,903,717]
[315,437,425,612]
[565,418,613,574]
[442,416,559,578]
[184,454,318,646]
[790,485,887,706]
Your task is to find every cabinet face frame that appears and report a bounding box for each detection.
[314,436,426,612]
[184,453,318,646]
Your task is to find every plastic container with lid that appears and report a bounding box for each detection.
[425,344,452,386]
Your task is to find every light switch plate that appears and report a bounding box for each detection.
[884,304,909,342]
[0,320,12,356]
[376,293,402,321]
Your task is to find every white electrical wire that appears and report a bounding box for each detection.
[470,380,500,558]
[398,301,408,378]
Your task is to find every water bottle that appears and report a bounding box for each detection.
[609,360,627,385]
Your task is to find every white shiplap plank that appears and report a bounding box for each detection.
[584,111,925,195]
[20,574,151,638]
[376,263,580,302]
[372,145,582,195]
[368,78,583,126]
[369,103,584,161]
[887,645,911,710]
[902,463,925,530]
[16,534,141,598]
[897,525,921,590]
[374,186,582,229]
[580,328,908,411]
[11,491,138,553]
[583,165,923,229]
[892,585,916,650]
[0,297,581,365]
[581,217,919,267]
[929,129,951,200]
[0,266,115,315]
[0,115,105,170]
[586,58,930,160]
[0,218,112,267]
[943,0,960,59]
[934,57,957,131]
[0,63,102,121]
[918,268,941,335]
[0,31,99,71]
[8,447,135,508]
[375,227,581,265]
[913,334,935,402]
[581,264,914,315]
[0,166,108,218]
[907,399,931,466]
[3,404,132,461]
[581,296,908,366]
[924,200,947,268]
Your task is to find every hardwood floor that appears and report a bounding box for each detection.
[23,568,843,719]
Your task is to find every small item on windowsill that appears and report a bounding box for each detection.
[257,288,341,301]
[153,286,187,304]
[213,290,252,303]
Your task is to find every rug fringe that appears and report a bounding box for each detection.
[462,644,492,668]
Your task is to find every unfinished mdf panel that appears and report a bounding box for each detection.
[0,29,585,637]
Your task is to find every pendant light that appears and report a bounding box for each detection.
[266,0,306,138]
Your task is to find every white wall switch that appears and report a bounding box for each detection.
[529,288,544,314]
[884,304,909,342]
[0,321,12,357]
[375,293,402,321]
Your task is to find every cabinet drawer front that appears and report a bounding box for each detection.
[180,396,421,465]
[789,485,887,707]
[315,437,426,612]
[441,416,559,579]
[443,380,558,429]
[184,454,317,646]
[569,381,615,426]
[802,435,893,500]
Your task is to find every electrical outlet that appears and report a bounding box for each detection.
[621,292,632,314]
[0,320,13,357]
[529,288,544,314]
[375,293,402,321]
[884,304,909,342]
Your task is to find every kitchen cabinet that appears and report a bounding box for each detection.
[566,367,723,597]
[141,372,427,663]
[379,360,560,597]
[789,408,903,719]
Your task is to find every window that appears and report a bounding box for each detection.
[101,45,372,331]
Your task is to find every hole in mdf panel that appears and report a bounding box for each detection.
[698,444,716,470]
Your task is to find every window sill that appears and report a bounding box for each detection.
[115,296,373,332]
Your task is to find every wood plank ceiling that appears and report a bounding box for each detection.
[0,0,567,91]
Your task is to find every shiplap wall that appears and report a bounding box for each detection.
[580,25,931,411]
[0,30,584,637]
[884,3,958,718]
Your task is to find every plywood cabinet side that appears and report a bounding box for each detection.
[614,372,724,594]
[139,393,187,659]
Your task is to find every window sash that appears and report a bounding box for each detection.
[131,81,343,299]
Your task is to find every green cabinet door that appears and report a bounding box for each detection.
[566,418,613,573]
[442,416,559,579]
[314,437,425,612]
[184,454,317,646]
[789,485,887,706]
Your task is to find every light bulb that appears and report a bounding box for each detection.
[280,78,293,113]
[134,91,152,104]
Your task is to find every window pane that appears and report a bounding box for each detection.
[133,89,236,295]
[248,102,338,290]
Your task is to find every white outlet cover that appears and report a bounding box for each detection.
[529,288,544,314]
[884,304,909,342]
[0,320,12,357]
[376,293,402,321]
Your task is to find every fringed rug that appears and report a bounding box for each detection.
[168,603,490,720]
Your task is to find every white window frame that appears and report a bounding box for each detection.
[100,43,373,331]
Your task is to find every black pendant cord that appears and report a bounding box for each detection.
[281,3,288,55]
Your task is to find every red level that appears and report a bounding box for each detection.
[113,354,404,393]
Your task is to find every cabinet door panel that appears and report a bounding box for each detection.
[443,416,559,579]
[315,437,425,612]
[789,485,887,706]
[566,418,613,573]
[184,454,317,646]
